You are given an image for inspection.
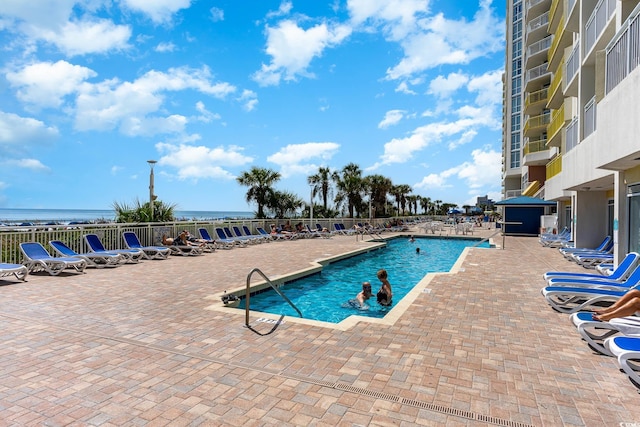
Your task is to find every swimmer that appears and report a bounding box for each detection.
[342,281,372,310]
[409,235,415,242]
[416,247,420,254]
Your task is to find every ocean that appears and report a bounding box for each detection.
[0,208,254,224]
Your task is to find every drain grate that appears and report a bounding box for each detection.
[335,383,400,402]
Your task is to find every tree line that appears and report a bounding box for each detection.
[236,163,460,219]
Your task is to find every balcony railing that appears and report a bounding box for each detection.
[585,0,616,55]
[527,62,550,81]
[526,0,546,11]
[505,189,523,199]
[546,155,562,179]
[549,0,561,26]
[548,14,566,62]
[583,96,597,137]
[524,111,551,134]
[524,138,548,155]
[528,35,553,57]
[566,117,579,152]
[528,11,549,33]
[548,57,564,97]
[525,87,549,108]
[566,41,580,85]
[568,0,577,16]
[606,2,640,93]
[547,105,566,140]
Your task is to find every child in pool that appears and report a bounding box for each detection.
[343,282,372,310]
[376,269,392,307]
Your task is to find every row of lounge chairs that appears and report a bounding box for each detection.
[539,251,640,387]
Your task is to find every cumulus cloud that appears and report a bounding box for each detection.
[428,71,469,98]
[156,142,253,180]
[6,60,96,108]
[267,142,340,177]
[74,66,236,136]
[237,89,258,112]
[0,111,58,152]
[4,158,50,172]
[414,147,501,191]
[252,20,352,86]
[155,41,176,52]
[378,110,406,129]
[266,1,293,19]
[120,0,192,24]
[210,7,224,22]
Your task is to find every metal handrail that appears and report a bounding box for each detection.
[472,230,502,248]
[245,267,302,327]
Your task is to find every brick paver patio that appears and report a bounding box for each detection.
[0,227,638,426]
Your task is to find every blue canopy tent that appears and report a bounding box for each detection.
[495,196,556,235]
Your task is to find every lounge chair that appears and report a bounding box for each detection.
[539,227,571,247]
[50,240,126,268]
[570,312,640,356]
[84,234,144,263]
[572,252,614,268]
[242,225,271,243]
[256,227,276,241]
[232,226,263,244]
[20,242,87,276]
[543,252,640,284]
[560,236,612,258]
[541,285,637,313]
[215,227,246,248]
[122,232,171,260]
[0,263,28,282]
[197,228,219,251]
[604,336,640,387]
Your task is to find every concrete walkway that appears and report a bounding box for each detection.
[0,227,637,426]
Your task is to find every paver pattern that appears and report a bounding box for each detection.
[0,228,638,426]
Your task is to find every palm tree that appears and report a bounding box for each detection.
[268,190,303,218]
[407,195,419,215]
[113,198,176,223]
[334,163,364,218]
[391,184,412,216]
[420,196,431,215]
[364,174,393,219]
[236,167,281,218]
[307,166,334,211]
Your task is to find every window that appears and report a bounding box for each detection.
[513,20,522,40]
[513,40,522,58]
[513,1,522,21]
[512,58,522,77]
[510,150,521,168]
[511,95,521,113]
[511,114,521,132]
[512,77,521,95]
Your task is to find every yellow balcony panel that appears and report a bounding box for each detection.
[524,113,551,137]
[546,61,564,109]
[525,87,549,113]
[523,138,548,155]
[522,181,541,196]
[547,105,566,143]
[546,155,562,179]
[548,0,562,32]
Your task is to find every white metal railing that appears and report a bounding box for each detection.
[528,35,553,57]
[505,189,523,199]
[527,62,550,80]
[526,0,546,11]
[583,96,597,137]
[568,0,577,16]
[585,0,616,55]
[566,116,579,152]
[566,41,580,85]
[606,2,640,93]
[528,11,550,33]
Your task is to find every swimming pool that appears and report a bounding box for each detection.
[238,237,490,324]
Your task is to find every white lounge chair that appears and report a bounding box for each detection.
[123,231,171,260]
[0,263,28,282]
[20,242,87,276]
[50,240,126,268]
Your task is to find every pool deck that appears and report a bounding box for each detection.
[0,226,638,426]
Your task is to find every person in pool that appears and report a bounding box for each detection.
[376,268,393,307]
[343,282,372,310]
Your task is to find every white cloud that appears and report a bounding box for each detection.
[428,72,469,98]
[378,110,406,129]
[467,68,503,106]
[347,0,429,39]
[210,7,224,22]
[267,142,340,177]
[395,81,416,95]
[252,20,352,86]
[0,111,58,151]
[120,0,192,24]
[194,101,220,123]
[74,66,236,136]
[156,142,253,180]
[237,89,258,112]
[6,60,96,108]
[4,158,50,172]
[155,41,176,52]
[36,19,131,56]
[266,1,293,19]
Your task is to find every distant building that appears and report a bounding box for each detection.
[476,195,495,211]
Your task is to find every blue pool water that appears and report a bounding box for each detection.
[240,237,490,324]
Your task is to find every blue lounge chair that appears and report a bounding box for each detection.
[20,242,87,275]
[0,262,28,282]
[50,240,126,268]
[560,236,612,258]
[197,228,218,251]
[604,336,640,387]
[543,252,640,284]
[215,227,245,248]
[84,234,144,263]
[570,312,640,356]
[242,225,271,243]
[541,285,638,313]
[122,232,171,260]
[232,226,263,244]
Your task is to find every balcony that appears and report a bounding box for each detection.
[525,87,549,114]
[523,137,555,166]
[584,0,617,64]
[527,11,550,45]
[565,41,580,96]
[565,116,579,153]
[606,3,640,94]
[548,0,562,32]
[546,155,562,179]
[526,0,552,20]
[526,35,553,68]
[524,111,551,136]
[546,57,564,109]
[547,105,566,146]
[525,62,551,91]
[548,15,570,70]
[583,96,597,138]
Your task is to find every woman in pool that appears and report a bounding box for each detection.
[376,269,393,307]
[343,282,372,310]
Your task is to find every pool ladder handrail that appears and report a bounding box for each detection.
[245,267,303,327]
[471,229,502,248]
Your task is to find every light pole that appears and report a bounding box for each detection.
[309,184,314,229]
[147,160,157,222]
[369,192,373,223]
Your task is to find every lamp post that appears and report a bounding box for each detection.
[309,184,314,229]
[147,160,157,222]
[369,192,373,223]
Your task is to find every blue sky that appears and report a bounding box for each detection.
[0,0,506,213]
